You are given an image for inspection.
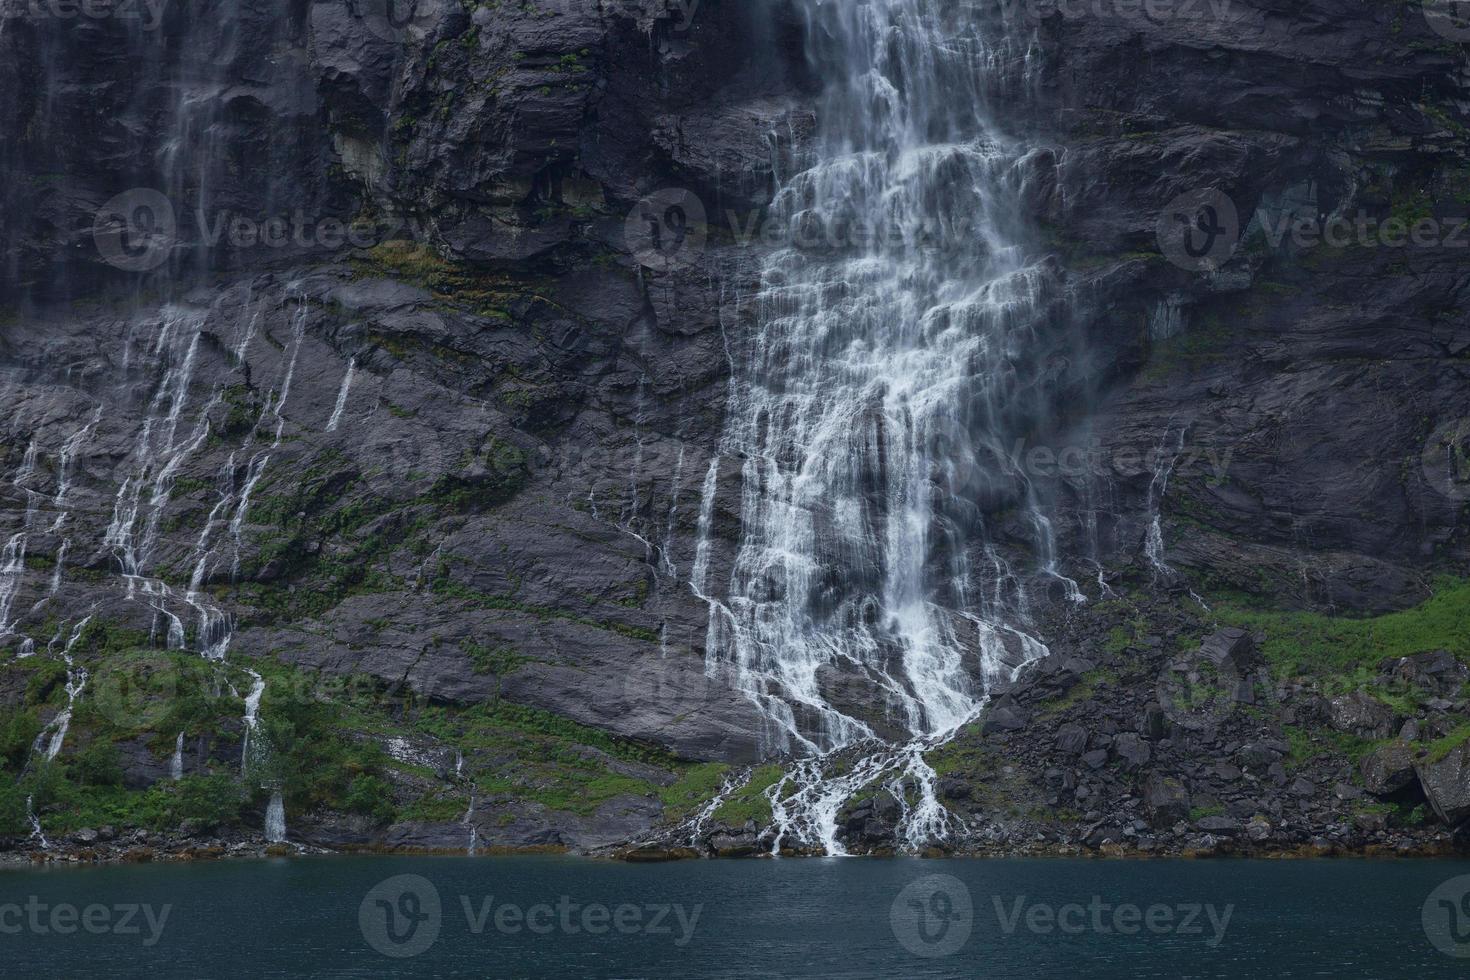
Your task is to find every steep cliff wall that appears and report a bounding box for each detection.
[0,0,1465,857]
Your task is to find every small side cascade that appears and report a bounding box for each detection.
[170,732,185,780]
[463,795,478,856]
[1148,294,1186,341]
[687,767,751,848]
[1143,423,1188,585]
[25,796,47,850]
[326,357,356,432]
[240,670,266,773]
[37,617,92,762]
[50,409,100,519]
[0,533,27,636]
[264,789,286,844]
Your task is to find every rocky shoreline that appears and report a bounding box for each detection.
[5,832,1465,869]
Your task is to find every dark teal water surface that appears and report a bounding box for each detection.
[1,855,1467,978]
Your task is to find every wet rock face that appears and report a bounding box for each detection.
[0,2,794,755]
[0,0,1467,857]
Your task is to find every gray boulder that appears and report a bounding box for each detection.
[1055,724,1089,755]
[1328,691,1401,739]
[1195,815,1242,835]
[1360,741,1419,797]
[982,704,1028,734]
[1143,773,1191,828]
[1414,741,1470,827]
[1112,733,1151,771]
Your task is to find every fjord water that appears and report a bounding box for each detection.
[2,856,1463,978]
[696,0,1069,850]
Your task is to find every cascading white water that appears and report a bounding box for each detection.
[463,795,478,856]
[39,617,92,762]
[240,668,289,843]
[240,669,265,773]
[326,357,356,432]
[170,732,185,780]
[105,311,216,584]
[696,0,1072,853]
[49,407,101,534]
[264,789,286,844]
[0,533,27,637]
[686,766,752,847]
[229,290,306,580]
[25,796,47,849]
[1144,423,1186,584]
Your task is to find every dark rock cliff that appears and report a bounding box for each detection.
[0,0,1466,857]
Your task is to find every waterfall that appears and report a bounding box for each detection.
[264,789,286,844]
[185,451,238,660]
[25,796,47,850]
[1148,294,1186,341]
[695,0,1070,853]
[463,795,478,856]
[240,669,265,774]
[326,358,356,432]
[36,616,92,763]
[229,291,307,580]
[47,541,65,598]
[1144,423,1187,584]
[242,670,287,844]
[687,766,751,848]
[0,533,27,637]
[170,732,185,780]
[104,312,215,581]
[659,442,688,579]
[49,407,101,533]
[16,440,40,529]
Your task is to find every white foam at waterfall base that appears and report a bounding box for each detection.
[692,0,1075,853]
